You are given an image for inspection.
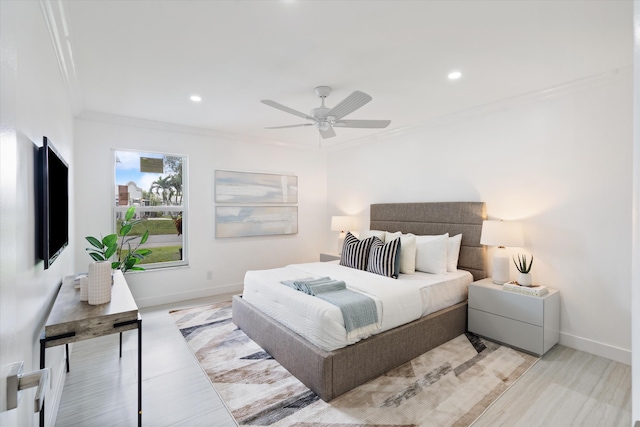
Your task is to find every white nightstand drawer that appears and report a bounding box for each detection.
[468,308,544,355]
[469,282,544,326]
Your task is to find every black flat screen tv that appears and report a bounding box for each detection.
[39,136,69,269]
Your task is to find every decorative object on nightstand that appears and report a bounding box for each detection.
[503,281,548,296]
[513,253,533,286]
[331,216,354,255]
[480,220,524,284]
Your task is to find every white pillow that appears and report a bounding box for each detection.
[447,234,463,272]
[385,232,416,274]
[361,230,386,241]
[415,233,449,274]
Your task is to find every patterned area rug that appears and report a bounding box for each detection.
[170,301,538,427]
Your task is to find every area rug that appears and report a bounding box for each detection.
[170,301,538,427]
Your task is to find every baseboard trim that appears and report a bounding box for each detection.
[134,283,244,309]
[559,332,631,365]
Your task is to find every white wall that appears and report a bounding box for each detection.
[327,71,633,364]
[632,0,639,423]
[74,116,327,307]
[0,1,75,426]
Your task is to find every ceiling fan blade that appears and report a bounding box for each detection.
[265,124,314,129]
[326,91,372,120]
[319,125,336,139]
[261,100,314,121]
[333,119,391,129]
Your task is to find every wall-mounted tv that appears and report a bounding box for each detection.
[39,136,69,269]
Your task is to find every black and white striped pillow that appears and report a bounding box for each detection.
[367,236,401,278]
[340,232,375,270]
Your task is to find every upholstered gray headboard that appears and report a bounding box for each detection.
[370,202,487,281]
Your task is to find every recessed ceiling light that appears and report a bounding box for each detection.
[448,71,462,80]
[190,95,202,102]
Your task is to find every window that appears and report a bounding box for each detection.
[114,150,188,269]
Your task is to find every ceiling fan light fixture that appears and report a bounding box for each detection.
[317,122,330,131]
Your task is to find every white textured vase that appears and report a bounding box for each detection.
[80,276,89,301]
[88,261,112,305]
[518,272,533,287]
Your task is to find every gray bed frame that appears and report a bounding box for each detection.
[232,202,486,401]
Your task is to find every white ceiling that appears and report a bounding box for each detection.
[60,0,632,148]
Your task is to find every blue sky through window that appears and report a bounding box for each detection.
[115,150,163,193]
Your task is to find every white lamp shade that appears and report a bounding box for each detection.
[331,216,353,232]
[480,220,524,284]
[480,220,524,248]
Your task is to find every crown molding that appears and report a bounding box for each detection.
[327,67,632,153]
[39,0,84,116]
[76,110,320,152]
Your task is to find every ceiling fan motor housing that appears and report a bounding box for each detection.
[314,86,332,98]
[311,106,330,119]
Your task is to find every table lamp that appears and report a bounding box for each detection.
[331,216,354,255]
[480,220,524,284]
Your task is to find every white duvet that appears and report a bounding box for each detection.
[242,261,472,351]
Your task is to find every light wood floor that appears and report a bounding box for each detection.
[55,295,238,427]
[473,344,631,426]
[55,297,631,426]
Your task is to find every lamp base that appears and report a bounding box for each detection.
[337,232,346,255]
[492,247,510,284]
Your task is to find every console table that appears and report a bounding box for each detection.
[40,270,142,427]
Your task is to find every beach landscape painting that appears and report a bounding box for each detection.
[215,170,298,204]
[215,206,298,238]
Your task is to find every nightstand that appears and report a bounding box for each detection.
[319,253,340,262]
[468,278,560,356]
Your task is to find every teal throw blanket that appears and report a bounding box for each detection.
[281,277,378,334]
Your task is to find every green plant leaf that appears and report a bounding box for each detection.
[125,206,136,221]
[104,244,117,259]
[123,236,139,244]
[89,252,105,261]
[513,254,533,274]
[140,230,149,244]
[111,261,121,269]
[136,248,152,256]
[127,266,145,271]
[128,219,144,227]
[119,224,132,236]
[85,236,104,249]
[102,234,118,247]
[125,257,139,269]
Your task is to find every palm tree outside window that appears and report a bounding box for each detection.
[114,150,188,269]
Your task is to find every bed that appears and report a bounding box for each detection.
[232,201,486,401]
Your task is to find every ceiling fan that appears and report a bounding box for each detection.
[261,86,391,139]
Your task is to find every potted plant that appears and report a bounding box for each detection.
[85,206,152,273]
[513,254,533,287]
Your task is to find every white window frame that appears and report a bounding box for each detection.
[112,149,189,270]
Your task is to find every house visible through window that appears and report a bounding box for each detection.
[114,150,188,269]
